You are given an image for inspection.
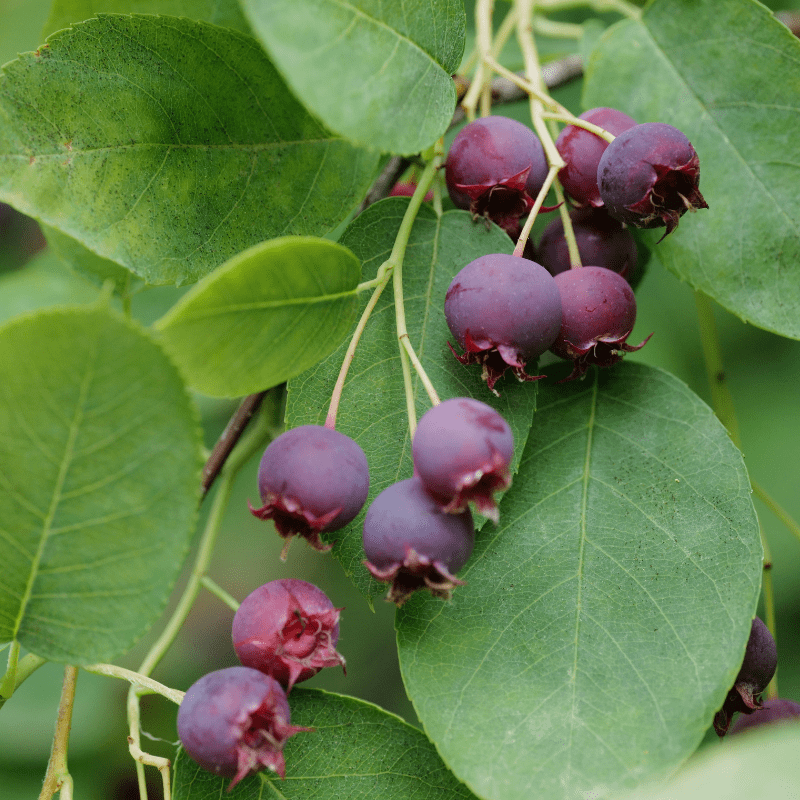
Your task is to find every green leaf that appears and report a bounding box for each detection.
[0,15,379,285]
[240,0,465,155]
[286,199,538,600]
[397,363,762,800]
[0,306,202,663]
[172,687,478,799]
[155,237,361,397]
[582,0,800,339]
[43,0,252,38]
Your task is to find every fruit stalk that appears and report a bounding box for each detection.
[39,665,78,800]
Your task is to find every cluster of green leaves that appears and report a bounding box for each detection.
[1,1,799,799]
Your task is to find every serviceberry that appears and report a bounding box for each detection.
[730,697,800,735]
[445,253,562,394]
[412,398,513,521]
[555,107,636,207]
[363,477,475,606]
[550,266,651,381]
[249,425,369,558]
[232,579,345,692]
[177,666,311,789]
[597,122,708,237]
[713,616,778,737]
[536,206,638,282]
[445,116,549,235]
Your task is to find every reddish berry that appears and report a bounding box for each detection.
[550,266,651,380]
[363,477,475,606]
[232,579,345,692]
[445,253,562,394]
[249,425,369,558]
[730,697,800,735]
[445,116,548,235]
[412,398,513,521]
[536,207,638,281]
[556,107,636,207]
[177,666,311,789]
[714,617,778,737]
[597,122,708,237]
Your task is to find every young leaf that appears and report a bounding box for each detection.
[0,306,202,663]
[240,0,465,155]
[397,362,762,800]
[583,0,800,340]
[286,199,537,600]
[172,687,479,800]
[0,15,379,285]
[156,237,361,397]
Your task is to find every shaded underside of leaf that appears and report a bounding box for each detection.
[156,236,362,397]
[0,14,379,285]
[172,687,478,799]
[241,0,464,155]
[398,362,762,800]
[0,306,201,663]
[286,199,537,600]
[583,0,800,339]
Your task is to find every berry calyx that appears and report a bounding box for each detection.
[232,579,346,692]
[249,425,369,558]
[412,398,513,521]
[445,253,562,395]
[729,697,800,735]
[597,122,708,237]
[555,107,636,207]
[445,116,548,235]
[363,477,475,606]
[177,666,312,789]
[550,266,651,380]
[536,206,638,281]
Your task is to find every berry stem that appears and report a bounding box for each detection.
[201,575,241,611]
[81,663,185,704]
[553,180,583,267]
[39,665,78,800]
[752,480,800,547]
[0,639,20,699]
[461,0,495,121]
[0,652,46,712]
[540,111,616,143]
[532,16,584,39]
[535,0,641,19]
[513,164,559,257]
[482,54,565,115]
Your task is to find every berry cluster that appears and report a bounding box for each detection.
[178,579,344,788]
[443,107,708,390]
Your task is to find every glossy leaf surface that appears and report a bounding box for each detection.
[0,306,201,662]
[0,15,378,285]
[241,0,464,155]
[398,363,762,800]
[583,0,800,339]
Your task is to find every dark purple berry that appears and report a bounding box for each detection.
[232,579,345,692]
[597,122,708,237]
[730,697,800,735]
[177,666,311,789]
[445,253,562,394]
[536,206,638,281]
[412,398,513,521]
[249,425,369,558]
[713,617,778,737]
[363,477,475,606]
[445,116,549,235]
[550,266,651,380]
[555,107,636,207]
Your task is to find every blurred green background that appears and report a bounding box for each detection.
[2,0,800,797]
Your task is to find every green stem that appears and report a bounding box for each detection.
[759,523,778,699]
[536,0,641,19]
[533,16,584,39]
[752,480,800,546]
[39,665,78,800]
[81,663,184,704]
[0,640,20,699]
[553,180,582,267]
[201,576,241,611]
[462,0,495,120]
[0,652,47,712]
[540,112,616,143]
[513,165,560,258]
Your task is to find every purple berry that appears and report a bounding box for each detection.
[445,116,549,235]
[363,477,475,606]
[177,666,311,789]
[412,398,513,521]
[249,425,369,558]
[445,253,562,394]
[232,579,345,692]
[555,107,636,207]
[550,266,651,381]
[713,617,778,737]
[536,206,638,281]
[597,122,708,237]
[730,697,800,735]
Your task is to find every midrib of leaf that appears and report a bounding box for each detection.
[11,329,99,640]
[638,18,799,237]
[564,371,598,787]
